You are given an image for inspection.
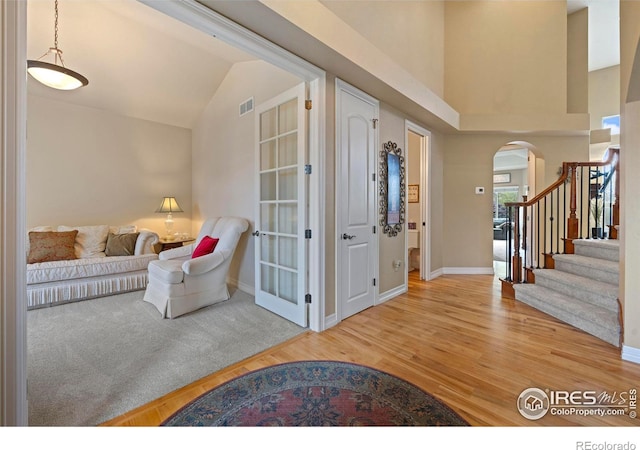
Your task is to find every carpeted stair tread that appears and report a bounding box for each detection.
[514,284,620,346]
[552,254,618,284]
[572,239,620,262]
[533,269,619,312]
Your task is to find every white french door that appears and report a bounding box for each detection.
[254,83,308,327]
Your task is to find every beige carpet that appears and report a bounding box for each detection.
[27,288,305,426]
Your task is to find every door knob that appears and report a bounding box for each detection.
[342,233,355,240]
[252,230,261,237]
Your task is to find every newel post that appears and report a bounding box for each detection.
[566,164,579,253]
[611,149,620,239]
[511,205,522,283]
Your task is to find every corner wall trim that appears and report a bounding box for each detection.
[442,267,494,275]
[430,268,444,279]
[621,345,640,365]
[228,278,255,297]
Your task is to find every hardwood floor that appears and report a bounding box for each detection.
[102,272,640,427]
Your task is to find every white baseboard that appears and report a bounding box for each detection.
[228,278,255,296]
[378,285,407,304]
[621,345,640,365]
[324,313,338,330]
[442,267,494,275]
[430,268,443,279]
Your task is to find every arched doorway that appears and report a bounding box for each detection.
[492,142,544,277]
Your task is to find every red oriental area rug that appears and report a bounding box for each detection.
[161,360,469,426]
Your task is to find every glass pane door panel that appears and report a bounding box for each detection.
[255,83,306,327]
[261,264,277,296]
[260,204,277,232]
[261,234,277,264]
[278,203,297,234]
[260,140,276,170]
[278,269,297,304]
[278,134,298,166]
[261,108,277,140]
[278,168,297,200]
[279,236,298,270]
[278,99,298,134]
[260,172,277,201]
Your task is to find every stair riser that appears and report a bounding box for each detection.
[534,275,618,312]
[516,291,620,347]
[574,243,619,262]
[554,260,619,285]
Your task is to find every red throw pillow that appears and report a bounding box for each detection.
[192,236,219,259]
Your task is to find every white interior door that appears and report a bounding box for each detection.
[336,80,378,320]
[254,83,307,327]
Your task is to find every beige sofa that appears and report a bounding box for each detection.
[26,225,159,309]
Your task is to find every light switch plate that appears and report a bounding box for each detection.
[475,187,485,194]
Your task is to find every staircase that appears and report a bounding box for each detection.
[513,239,621,347]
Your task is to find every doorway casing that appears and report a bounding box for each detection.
[3,0,328,425]
[405,120,432,282]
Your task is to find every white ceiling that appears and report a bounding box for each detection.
[27,0,256,129]
[494,148,529,172]
[567,0,620,72]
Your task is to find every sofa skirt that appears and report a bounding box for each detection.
[27,270,150,309]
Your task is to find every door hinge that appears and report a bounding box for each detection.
[372,225,376,234]
[305,99,312,110]
[372,173,376,182]
[305,293,312,304]
[304,164,312,175]
[305,229,312,239]
[372,118,378,129]
[373,278,376,286]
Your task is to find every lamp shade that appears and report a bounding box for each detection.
[27,60,89,90]
[156,197,183,214]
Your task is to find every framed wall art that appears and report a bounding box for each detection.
[408,184,419,203]
[493,173,511,184]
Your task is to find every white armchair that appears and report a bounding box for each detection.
[143,217,249,318]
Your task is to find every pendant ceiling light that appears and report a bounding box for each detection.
[27,0,88,90]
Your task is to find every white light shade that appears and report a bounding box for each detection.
[27,60,88,91]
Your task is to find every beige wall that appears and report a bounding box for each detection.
[191,60,300,291]
[444,1,567,115]
[567,8,588,114]
[26,95,192,234]
[321,0,445,98]
[429,131,445,273]
[590,65,621,157]
[443,134,588,269]
[590,65,621,123]
[378,103,408,293]
[620,1,640,350]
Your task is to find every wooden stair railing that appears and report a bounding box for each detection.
[501,146,619,298]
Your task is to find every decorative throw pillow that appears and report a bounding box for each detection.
[192,236,219,259]
[58,225,110,258]
[26,226,54,255]
[27,230,78,264]
[109,225,137,235]
[105,232,139,257]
